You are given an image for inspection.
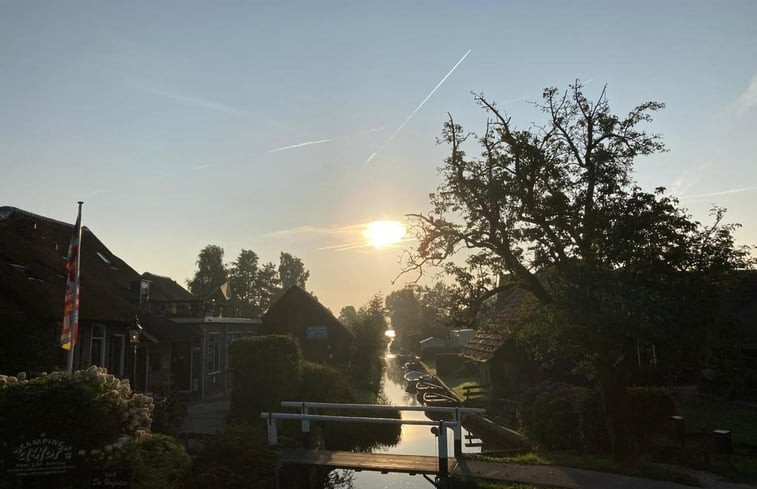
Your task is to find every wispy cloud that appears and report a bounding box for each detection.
[265,221,413,253]
[366,49,472,164]
[267,139,333,153]
[192,164,212,171]
[681,186,757,201]
[363,127,384,133]
[92,188,111,194]
[737,74,757,113]
[124,76,255,117]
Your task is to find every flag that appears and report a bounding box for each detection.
[60,203,83,351]
[219,280,231,301]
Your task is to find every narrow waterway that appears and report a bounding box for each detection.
[347,347,485,489]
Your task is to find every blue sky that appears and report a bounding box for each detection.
[2,1,756,312]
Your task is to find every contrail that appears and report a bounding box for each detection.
[366,49,472,164]
[268,139,333,153]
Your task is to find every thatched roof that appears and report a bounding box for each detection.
[262,285,352,338]
[0,206,140,323]
[460,331,508,363]
[141,272,195,302]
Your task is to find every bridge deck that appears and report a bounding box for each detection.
[278,448,457,475]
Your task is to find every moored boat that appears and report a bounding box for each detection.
[422,391,459,407]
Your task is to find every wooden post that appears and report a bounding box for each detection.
[301,402,311,448]
[453,407,462,456]
[437,421,448,488]
[267,413,278,446]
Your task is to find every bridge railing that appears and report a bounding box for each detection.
[262,402,484,468]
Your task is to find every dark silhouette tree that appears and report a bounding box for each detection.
[187,245,227,297]
[278,252,309,290]
[406,81,752,462]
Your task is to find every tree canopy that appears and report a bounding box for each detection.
[406,81,752,461]
[187,246,309,317]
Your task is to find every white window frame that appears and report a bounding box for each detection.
[207,333,221,374]
[90,324,106,366]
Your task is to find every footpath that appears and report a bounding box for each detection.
[454,459,756,489]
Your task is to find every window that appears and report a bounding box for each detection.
[306,325,328,340]
[226,332,242,369]
[90,325,106,366]
[108,334,125,377]
[207,333,221,373]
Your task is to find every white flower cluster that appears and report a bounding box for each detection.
[1,366,156,462]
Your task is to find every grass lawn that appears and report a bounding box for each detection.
[678,398,757,447]
[678,398,757,482]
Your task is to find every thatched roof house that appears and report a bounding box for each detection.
[262,285,353,366]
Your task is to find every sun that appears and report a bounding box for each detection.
[364,220,406,249]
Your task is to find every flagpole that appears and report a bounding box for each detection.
[65,201,84,372]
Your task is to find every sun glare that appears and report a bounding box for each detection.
[364,220,406,249]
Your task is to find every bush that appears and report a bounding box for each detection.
[518,382,587,450]
[114,433,191,489]
[0,367,153,461]
[228,335,303,423]
[193,423,277,489]
[627,385,677,450]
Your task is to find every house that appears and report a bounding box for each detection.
[261,285,353,367]
[137,274,260,400]
[461,330,537,396]
[0,206,142,377]
[0,206,259,400]
[419,336,447,359]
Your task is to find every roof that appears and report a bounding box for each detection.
[460,331,508,363]
[0,206,140,323]
[420,336,446,344]
[262,285,353,338]
[141,272,195,302]
[140,314,203,342]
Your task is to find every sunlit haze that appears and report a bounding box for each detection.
[1,2,756,313]
[364,221,406,250]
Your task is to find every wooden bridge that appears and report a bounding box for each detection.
[261,401,485,488]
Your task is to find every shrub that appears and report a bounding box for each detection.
[518,382,586,449]
[228,335,303,423]
[193,423,277,489]
[114,433,191,489]
[0,367,153,461]
[627,385,677,450]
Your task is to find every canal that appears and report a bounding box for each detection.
[346,346,489,489]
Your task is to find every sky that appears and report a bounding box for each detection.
[1,1,756,313]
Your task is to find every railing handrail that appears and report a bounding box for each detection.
[260,411,458,427]
[280,400,485,414]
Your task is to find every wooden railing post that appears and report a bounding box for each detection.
[301,402,311,448]
[453,407,462,457]
[267,413,278,446]
[437,421,448,487]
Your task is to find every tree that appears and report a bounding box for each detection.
[406,82,752,462]
[228,250,282,317]
[187,245,227,297]
[229,249,259,306]
[278,252,310,290]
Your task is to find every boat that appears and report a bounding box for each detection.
[402,361,425,372]
[422,391,459,407]
[403,370,433,382]
[415,380,446,393]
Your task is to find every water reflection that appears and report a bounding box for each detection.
[345,346,479,489]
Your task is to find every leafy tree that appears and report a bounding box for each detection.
[228,250,282,317]
[187,245,227,297]
[278,252,309,290]
[385,286,424,348]
[348,294,388,391]
[406,82,752,462]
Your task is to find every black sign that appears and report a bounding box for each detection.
[8,437,74,477]
[90,468,131,488]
